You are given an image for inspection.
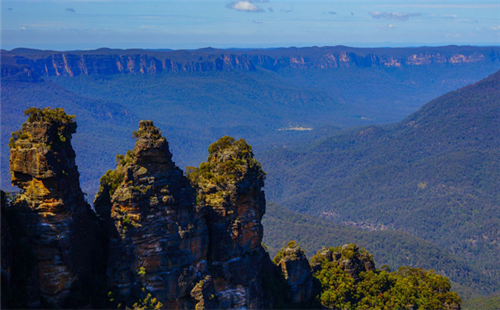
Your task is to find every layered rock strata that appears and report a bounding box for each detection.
[94,120,209,308]
[187,136,268,309]
[8,108,102,307]
[4,46,499,77]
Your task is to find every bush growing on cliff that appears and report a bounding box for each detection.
[187,136,265,188]
[24,107,75,123]
[98,150,136,198]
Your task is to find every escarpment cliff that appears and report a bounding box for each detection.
[7,108,104,308]
[94,120,209,308]
[3,46,499,77]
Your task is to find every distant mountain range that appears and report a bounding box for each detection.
[2,46,499,196]
[261,69,500,297]
[3,46,499,76]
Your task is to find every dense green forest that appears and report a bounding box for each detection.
[262,203,498,299]
[309,244,461,310]
[267,241,462,309]
[261,70,500,297]
[463,292,500,310]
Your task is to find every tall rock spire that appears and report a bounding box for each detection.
[94,120,209,308]
[187,136,268,309]
[8,107,103,307]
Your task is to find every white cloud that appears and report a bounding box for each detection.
[227,1,264,12]
[369,11,421,21]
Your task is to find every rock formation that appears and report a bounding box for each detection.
[5,111,311,309]
[94,120,209,308]
[274,241,313,303]
[311,244,375,283]
[8,108,103,307]
[187,136,268,309]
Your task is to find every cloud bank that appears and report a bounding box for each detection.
[369,11,421,21]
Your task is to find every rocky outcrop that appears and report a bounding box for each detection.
[8,108,103,307]
[94,120,209,308]
[311,244,375,283]
[274,241,313,303]
[188,136,268,309]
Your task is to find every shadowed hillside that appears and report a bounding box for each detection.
[262,70,500,296]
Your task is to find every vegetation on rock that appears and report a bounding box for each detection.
[8,107,76,149]
[186,136,265,207]
[311,244,461,310]
[98,150,135,198]
[23,107,76,124]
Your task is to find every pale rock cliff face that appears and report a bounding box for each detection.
[94,120,209,308]
[13,53,256,77]
[8,109,102,307]
[188,136,269,309]
[4,46,499,77]
[276,242,313,303]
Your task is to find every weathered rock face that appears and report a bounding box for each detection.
[188,136,268,309]
[94,120,209,308]
[190,275,218,310]
[276,242,313,303]
[1,192,13,309]
[8,108,102,307]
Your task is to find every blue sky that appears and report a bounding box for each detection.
[1,0,499,50]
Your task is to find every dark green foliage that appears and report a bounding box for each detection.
[187,136,265,188]
[464,292,500,310]
[8,107,76,149]
[97,149,135,198]
[24,107,75,124]
[8,130,22,148]
[132,121,162,142]
[272,241,306,265]
[262,71,500,297]
[262,203,498,299]
[312,245,461,310]
[99,169,125,198]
